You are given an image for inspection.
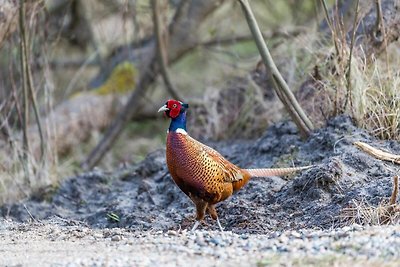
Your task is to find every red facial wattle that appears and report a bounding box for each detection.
[167,100,181,118]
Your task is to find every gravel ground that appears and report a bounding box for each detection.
[1,219,399,267]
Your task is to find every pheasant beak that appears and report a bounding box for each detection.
[158,105,169,113]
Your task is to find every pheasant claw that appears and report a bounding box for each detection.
[191,221,200,232]
[217,218,224,232]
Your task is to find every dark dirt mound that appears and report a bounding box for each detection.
[2,116,400,234]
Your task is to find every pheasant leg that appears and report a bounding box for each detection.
[207,204,224,231]
[190,198,207,232]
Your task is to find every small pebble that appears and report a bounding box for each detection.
[167,230,177,236]
[111,235,122,241]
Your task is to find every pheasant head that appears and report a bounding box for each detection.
[158,99,189,133]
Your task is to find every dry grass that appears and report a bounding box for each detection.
[0,132,64,205]
[309,4,400,140]
[342,199,400,226]
[341,176,400,226]
[360,57,400,140]
[341,199,400,226]
[341,45,398,140]
[302,38,400,140]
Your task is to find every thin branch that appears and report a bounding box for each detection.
[24,11,45,161]
[152,0,182,100]
[18,0,45,164]
[344,0,360,112]
[131,0,140,42]
[200,27,306,47]
[374,0,390,74]
[19,0,30,160]
[320,0,340,56]
[374,0,384,40]
[237,0,313,138]
[389,176,399,206]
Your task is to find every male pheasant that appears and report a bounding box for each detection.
[158,99,311,231]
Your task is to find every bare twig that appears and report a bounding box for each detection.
[354,141,400,164]
[19,0,30,162]
[200,27,306,47]
[237,0,313,138]
[0,1,18,49]
[25,23,45,161]
[374,0,384,41]
[374,0,390,73]
[344,0,360,112]
[320,0,340,56]
[152,0,182,100]
[23,203,38,223]
[389,176,399,206]
[18,0,45,170]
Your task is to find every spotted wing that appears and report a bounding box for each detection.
[188,136,245,183]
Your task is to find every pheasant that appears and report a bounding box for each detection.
[158,99,312,231]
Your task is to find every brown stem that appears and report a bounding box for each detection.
[374,0,390,73]
[389,176,399,206]
[374,0,384,41]
[320,0,340,56]
[344,0,360,113]
[24,13,45,162]
[19,0,31,180]
[19,0,30,158]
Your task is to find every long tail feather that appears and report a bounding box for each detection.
[244,165,312,177]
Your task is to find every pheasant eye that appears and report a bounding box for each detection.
[172,104,177,108]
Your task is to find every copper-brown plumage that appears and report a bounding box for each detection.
[159,99,312,230]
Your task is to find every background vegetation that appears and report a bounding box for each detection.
[0,0,398,205]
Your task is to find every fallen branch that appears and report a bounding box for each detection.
[354,141,400,164]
